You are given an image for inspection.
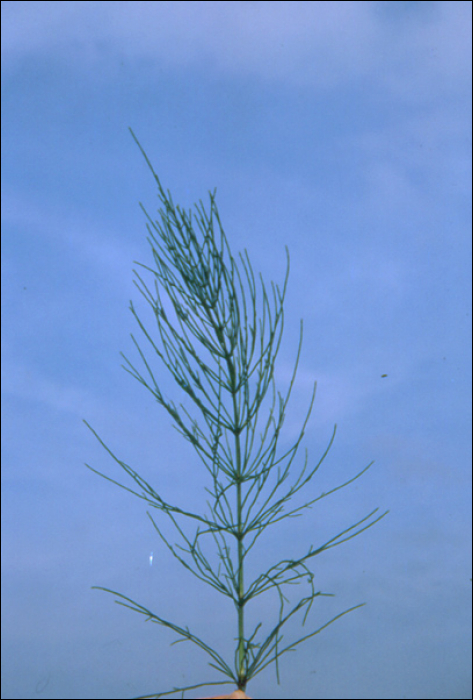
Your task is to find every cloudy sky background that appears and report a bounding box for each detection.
[1,2,471,699]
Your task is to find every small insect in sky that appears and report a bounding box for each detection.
[149,552,154,567]
[381,374,388,378]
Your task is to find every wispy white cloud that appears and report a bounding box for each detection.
[2,187,137,282]
[1,351,102,417]
[2,1,470,97]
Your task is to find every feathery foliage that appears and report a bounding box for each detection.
[85,128,388,699]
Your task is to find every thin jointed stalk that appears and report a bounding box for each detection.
[85,128,388,699]
[220,321,246,689]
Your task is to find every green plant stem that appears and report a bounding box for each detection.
[213,293,247,689]
[225,331,246,689]
[237,477,245,689]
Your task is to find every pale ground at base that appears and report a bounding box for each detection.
[198,690,251,699]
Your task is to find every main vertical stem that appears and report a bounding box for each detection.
[235,437,245,688]
[226,348,246,689]
[215,304,246,688]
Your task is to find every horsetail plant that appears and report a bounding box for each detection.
[84,128,388,699]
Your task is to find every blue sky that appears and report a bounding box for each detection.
[1,2,471,699]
